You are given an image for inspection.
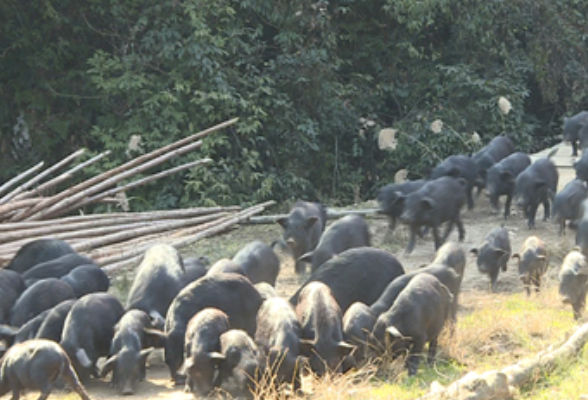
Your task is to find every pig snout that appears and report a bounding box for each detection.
[560,294,572,305]
[122,384,135,396]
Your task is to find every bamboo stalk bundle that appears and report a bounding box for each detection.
[0,149,85,205]
[0,162,44,198]
[12,118,238,222]
[0,118,268,274]
[99,200,275,272]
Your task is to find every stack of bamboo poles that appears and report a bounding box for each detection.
[0,118,275,272]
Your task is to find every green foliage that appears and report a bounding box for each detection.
[1,0,588,208]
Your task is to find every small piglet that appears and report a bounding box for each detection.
[0,339,91,400]
[471,227,512,291]
[552,179,588,235]
[558,250,588,320]
[512,236,549,296]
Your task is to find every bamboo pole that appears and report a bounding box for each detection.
[25,140,204,221]
[75,158,212,209]
[243,208,382,224]
[99,201,275,272]
[71,212,228,253]
[0,162,44,197]
[12,150,111,203]
[0,206,240,232]
[0,199,43,220]
[14,118,238,222]
[0,149,86,205]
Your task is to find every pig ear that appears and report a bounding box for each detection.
[208,352,226,368]
[179,358,194,375]
[299,339,316,356]
[337,341,356,357]
[386,326,404,340]
[421,197,435,210]
[139,348,153,363]
[298,252,314,264]
[470,248,479,256]
[276,217,289,229]
[511,253,520,260]
[144,328,167,346]
[76,349,93,368]
[305,216,319,229]
[100,355,117,378]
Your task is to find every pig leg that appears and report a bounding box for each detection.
[404,226,418,255]
[542,198,551,221]
[572,141,578,157]
[10,385,20,400]
[432,226,442,250]
[489,268,499,292]
[34,384,52,400]
[455,217,465,241]
[467,187,474,210]
[427,338,438,366]
[441,221,454,243]
[504,194,512,219]
[527,204,539,229]
[62,365,91,400]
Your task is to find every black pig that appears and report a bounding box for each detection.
[232,241,281,286]
[558,250,588,320]
[22,254,95,286]
[514,158,558,229]
[372,273,453,375]
[552,179,588,235]
[163,273,263,384]
[255,297,304,391]
[290,247,405,313]
[342,302,376,366]
[574,151,588,183]
[0,270,25,324]
[61,264,110,298]
[471,227,512,291]
[277,201,327,274]
[101,309,161,395]
[216,330,265,399]
[472,136,515,192]
[399,176,467,254]
[36,299,77,342]
[0,339,91,400]
[126,243,185,326]
[181,308,229,396]
[299,215,371,274]
[10,278,75,327]
[6,239,75,274]
[564,111,588,156]
[295,282,354,376]
[512,236,549,295]
[486,152,532,218]
[60,292,125,381]
[377,180,426,233]
[430,155,476,209]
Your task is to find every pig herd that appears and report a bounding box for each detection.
[4,120,588,399]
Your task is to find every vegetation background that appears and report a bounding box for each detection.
[1,0,587,209]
